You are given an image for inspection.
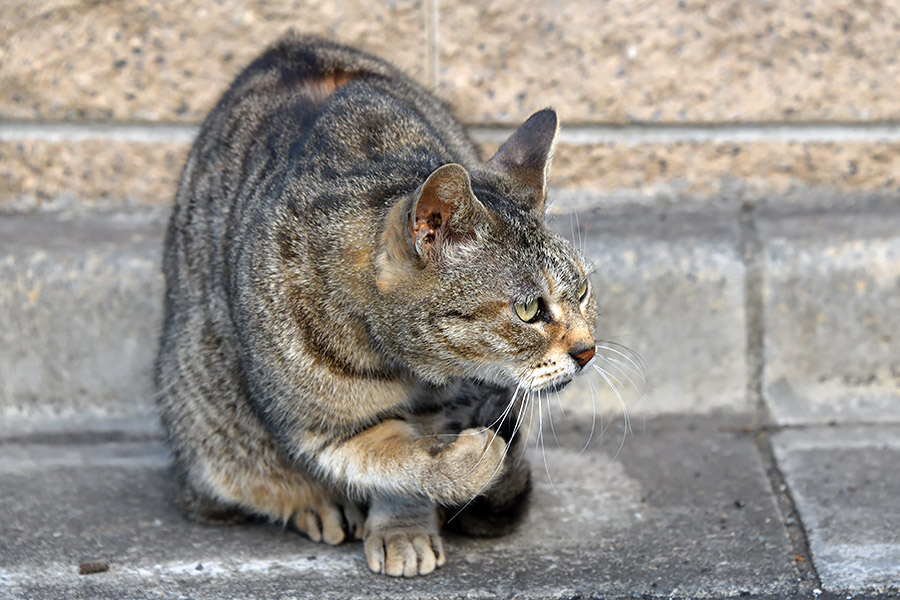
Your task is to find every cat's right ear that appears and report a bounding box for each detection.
[407,163,489,260]
[487,108,559,214]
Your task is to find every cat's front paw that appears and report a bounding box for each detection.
[364,530,446,577]
[428,428,507,505]
[363,496,445,577]
[292,496,365,545]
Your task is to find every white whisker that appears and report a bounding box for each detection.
[538,392,557,493]
[595,351,647,383]
[553,389,568,421]
[594,364,628,397]
[573,206,584,255]
[547,390,561,448]
[579,369,599,455]
[592,364,630,462]
[516,389,536,468]
[596,355,644,397]
[569,212,577,251]
[596,342,647,381]
[509,387,529,443]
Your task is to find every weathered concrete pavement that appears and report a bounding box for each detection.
[3,421,898,599]
[772,427,900,593]
[0,419,799,599]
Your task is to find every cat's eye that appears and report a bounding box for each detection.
[578,279,589,301]
[514,298,540,322]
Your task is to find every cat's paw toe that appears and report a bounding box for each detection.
[342,501,366,540]
[294,499,363,545]
[365,532,445,577]
[294,506,335,544]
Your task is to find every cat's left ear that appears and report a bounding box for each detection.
[408,163,489,260]
[487,108,559,213]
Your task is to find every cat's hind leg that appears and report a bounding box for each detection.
[187,456,365,545]
[158,333,365,545]
[363,495,445,577]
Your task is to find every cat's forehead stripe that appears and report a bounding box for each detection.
[544,245,580,289]
[541,267,557,296]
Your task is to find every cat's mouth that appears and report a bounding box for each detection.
[524,360,579,394]
[540,378,573,394]
[525,371,575,394]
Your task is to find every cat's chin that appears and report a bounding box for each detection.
[535,378,573,394]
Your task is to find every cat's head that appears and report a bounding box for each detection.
[375,109,596,393]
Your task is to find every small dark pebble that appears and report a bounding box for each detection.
[78,562,109,575]
[195,563,203,571]
[734,499,746,509]
[307,555,317,561]
[739,591,751,597]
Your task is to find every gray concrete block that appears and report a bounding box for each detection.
[553,209,749,418]
[0,418,798,598]
[1,209,750,435]
[0,215,166,435]
[760,207,900,425]
[771,426,900,592]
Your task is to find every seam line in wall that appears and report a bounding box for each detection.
[4,122,900,145]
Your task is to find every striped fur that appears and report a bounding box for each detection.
[155,34,596,577]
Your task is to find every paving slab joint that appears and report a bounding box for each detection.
[424,0,439,89]
[753,428,821,590]
[740,204,823,591]
[739,201,766,426]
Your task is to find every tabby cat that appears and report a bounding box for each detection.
[155,34,597,577]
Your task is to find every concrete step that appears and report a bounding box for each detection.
[0,214,166,436]
[0,208,752,436]
[0,418,805,599]
[759,205,900,425]
[2,203,899,434]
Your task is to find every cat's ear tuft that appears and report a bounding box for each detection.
[487,108,559,213]
[408,163,488,260]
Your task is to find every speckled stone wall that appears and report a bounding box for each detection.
[0,0,428,122]
[1,0,899,211]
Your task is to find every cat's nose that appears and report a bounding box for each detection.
[570,345,596,369]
